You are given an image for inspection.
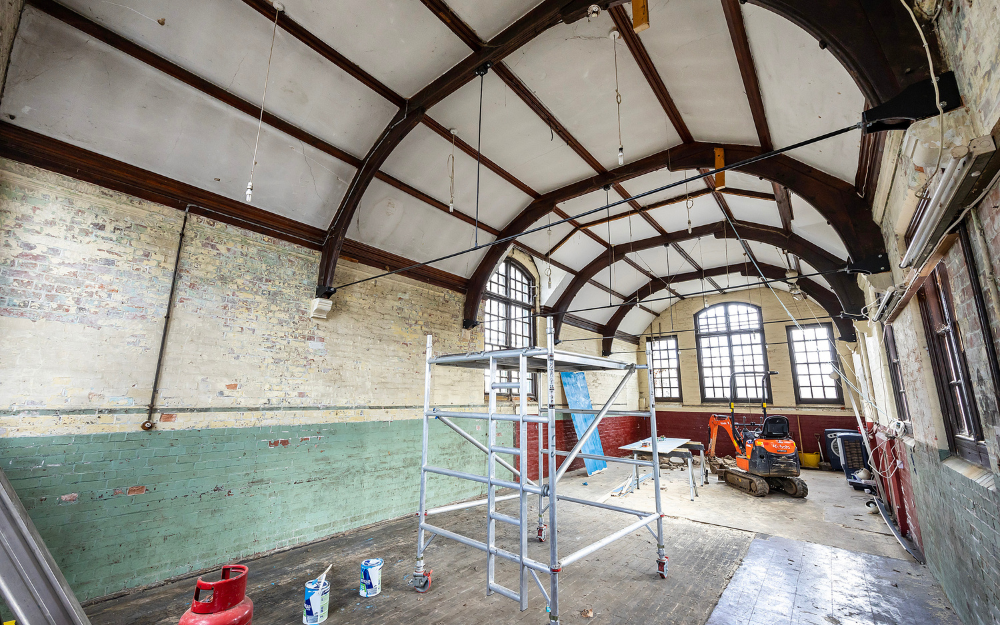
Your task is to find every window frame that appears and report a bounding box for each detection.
[917,264,989,467]
[883,324,911,423]
[785,323,844,405]
[649,334,682,402]
[694,302,771,403]
[483,258,537,399]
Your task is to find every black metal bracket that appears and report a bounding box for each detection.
[474,62,491,77]
[862,72,962,134]
[463,318,481,330]
[845,254,891,275]
[316,285,336,298]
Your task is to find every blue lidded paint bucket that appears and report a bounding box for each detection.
[303,578,330,624]
[360,558,383,597]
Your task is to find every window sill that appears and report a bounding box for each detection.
[942,455,996,492]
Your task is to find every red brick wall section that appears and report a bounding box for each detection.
[512,409,856,477]
[514,416,649,478]
[654,410,859,457]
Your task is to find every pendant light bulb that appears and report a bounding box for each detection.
[618,146,624,166]
[245,181,253,203]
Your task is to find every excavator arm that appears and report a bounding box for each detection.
[707,414,741,459]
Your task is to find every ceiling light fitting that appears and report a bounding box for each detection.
[587,4,601,19]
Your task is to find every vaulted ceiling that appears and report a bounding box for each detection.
[0,0,935,344]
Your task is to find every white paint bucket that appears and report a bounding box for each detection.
[303,579,330,624]
[360,558,383,597]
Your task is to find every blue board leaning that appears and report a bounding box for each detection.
[559,372,607,475]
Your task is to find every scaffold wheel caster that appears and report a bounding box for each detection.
[537,525,547,543]
[657,557,668,579]
[412,569,432,593]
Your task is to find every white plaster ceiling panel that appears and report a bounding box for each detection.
[645,194,723,234]
[2,10,353,228]
[603,213,659,246]
[743,241,788,269]
[349,179,490,277]
[443,0,544,42]
[505,14,681,172]
[789,195,848,259]
[666,279,707,297]
[724,195,782,229]
[516,216,574,256]
[515,217,572,256]
[620,307,656,336]
[57,0,396,157]
[380,124,533,229]
[725,171,774,195]
[624,168,700,207]
[277,0,470,99]
[688,237,750,274]
[623,246,686,278]
[742,4,865,183]
[631,0,758,145]
[671,238,721,273]
[569,283,620,325]
[557,188,618,223]
[537,260,572,307]
[428,72,594,194]
[592,260,650,296]
[550,230,607,271]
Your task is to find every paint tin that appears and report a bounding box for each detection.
[303,579,330,624]
[360,558,383,597]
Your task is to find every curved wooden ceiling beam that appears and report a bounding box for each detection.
[749,0,938,105]
[463,142,881,325]
[599,262,850,356]
[317,0,626,296]
[547,221,863,340]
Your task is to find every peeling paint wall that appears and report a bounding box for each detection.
[0,158,511,602]
[0,157,640,604]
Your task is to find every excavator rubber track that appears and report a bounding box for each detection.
[718,467,770,497]
[768,476,809,498]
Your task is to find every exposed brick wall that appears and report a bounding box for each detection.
[515,415,649,479]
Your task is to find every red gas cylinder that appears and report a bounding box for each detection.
[178,564,253,625]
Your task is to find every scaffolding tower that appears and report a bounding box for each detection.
[412,316,666,624]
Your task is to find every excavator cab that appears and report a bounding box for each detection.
[707,372,808,498]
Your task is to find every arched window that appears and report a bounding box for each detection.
[695,302,769,402]
[484,258,535,397]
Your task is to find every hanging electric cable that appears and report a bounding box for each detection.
[611,29,624,166]
[245,3,283,204]
[606,185,613,306]
[473,63,491,245]
[448,128,457,212]
[545,213,553,289]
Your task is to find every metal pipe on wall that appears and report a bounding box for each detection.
[141,206,191,430]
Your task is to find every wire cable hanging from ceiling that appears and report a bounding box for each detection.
[473,63,491,246]
[245,3,283,204]
[448,129,457,212]
[611,29,624,166]
[606,185,613,306]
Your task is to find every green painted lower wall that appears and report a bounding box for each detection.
[0,419,508,603]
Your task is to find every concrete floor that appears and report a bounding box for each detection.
[85,464,957,625]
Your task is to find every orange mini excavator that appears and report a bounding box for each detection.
[707,371,808,498]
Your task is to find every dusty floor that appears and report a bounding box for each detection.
[85,464,951,625]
